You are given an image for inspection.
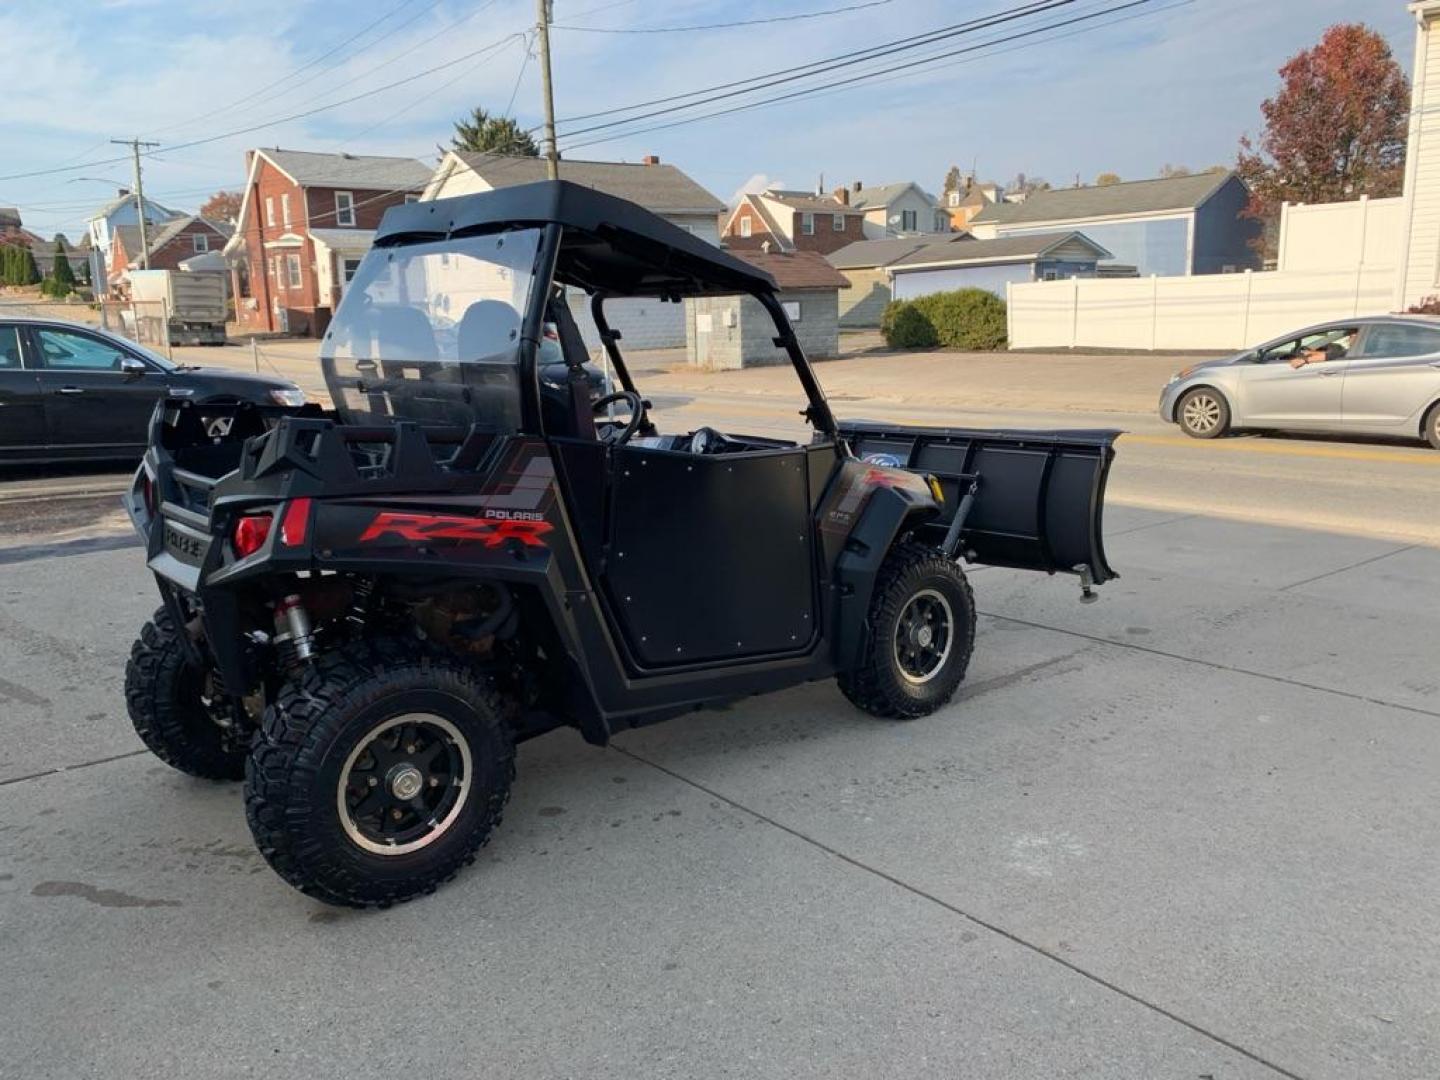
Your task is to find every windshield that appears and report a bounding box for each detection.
[320,230,543,430]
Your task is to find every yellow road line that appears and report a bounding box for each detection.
[1120,433,1437,465]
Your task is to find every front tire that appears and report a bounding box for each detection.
[244,638,516,908]
[1177,387,1230,439]
[124,607,246,781]
[838,541,976,719]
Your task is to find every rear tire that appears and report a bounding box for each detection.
[124,607,246,781]
[1177,387,1230,439]
[1425,402,1440,451]
[245,638,516,908]
[838,541,976,719]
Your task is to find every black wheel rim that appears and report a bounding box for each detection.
[337,714,471,856]
[894,588,954,685]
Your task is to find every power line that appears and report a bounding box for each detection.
[336,33,530,147]
[144,0,427,138]
[560,0,1158,152]
[505,33,536,117]
[550,0,1066,129]
[552,0,893,33]
[0,31,525,184]
[555,0,1074,141]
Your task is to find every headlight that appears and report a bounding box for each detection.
[269,387,307,407]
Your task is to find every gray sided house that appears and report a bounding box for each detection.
[686,250,849,370]
[969,171,1260,277]
[889,233,1111,302]
[827,235,971,327]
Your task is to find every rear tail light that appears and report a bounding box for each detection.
[232,513,273,557]
[141,475,157,515]
[279,498,312,547]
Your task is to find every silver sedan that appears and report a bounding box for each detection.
[1159,316,1440,449]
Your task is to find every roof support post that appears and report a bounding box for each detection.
[753,289,840,440]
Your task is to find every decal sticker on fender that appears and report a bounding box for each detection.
[358,512,553,547]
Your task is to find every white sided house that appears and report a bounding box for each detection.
[845,181,950,238]
[424,152,726,350]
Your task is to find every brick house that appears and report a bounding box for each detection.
[109,216,232,284]
[722,188,866,256]
[224,148,432,337]
[1,207,43,249]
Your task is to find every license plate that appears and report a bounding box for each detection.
[163,522,206,564]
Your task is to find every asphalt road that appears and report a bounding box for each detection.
[4,338,1434,548]
[2,343,1437,1077]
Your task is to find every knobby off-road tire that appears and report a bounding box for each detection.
[245,638,516,908]
[838,541,976,719]
[125,607,247,781]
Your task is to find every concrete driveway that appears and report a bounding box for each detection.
[2,505,1437,1079]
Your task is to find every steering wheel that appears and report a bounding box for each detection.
[592,390,647,445]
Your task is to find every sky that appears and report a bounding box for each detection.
[0,0,1415,240]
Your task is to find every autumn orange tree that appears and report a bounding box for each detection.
[199,190,243,224]
[1238,23,1409,243]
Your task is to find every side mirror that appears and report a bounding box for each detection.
[120,356,148,380]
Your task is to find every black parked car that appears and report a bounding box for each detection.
[0,317,306,465]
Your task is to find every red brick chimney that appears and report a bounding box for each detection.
[642,154,660,166]
[832,185,850,206]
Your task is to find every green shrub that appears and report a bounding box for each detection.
[881,288,1008,351]
[918,288,1007,350]
[881,300,938,348]
[51,240,76,295]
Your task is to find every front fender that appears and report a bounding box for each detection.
[832,484,939,670]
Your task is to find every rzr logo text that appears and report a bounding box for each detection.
[358,512,553,548]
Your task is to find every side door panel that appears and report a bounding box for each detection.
[1237,330,1351,426]
[602,445,816,666]
[0,325,45,452]
[1342,324,1440,431]
[28,326,169,452]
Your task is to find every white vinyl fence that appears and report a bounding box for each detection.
[1006,264,1400,351]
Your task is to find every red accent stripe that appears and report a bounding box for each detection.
[280,498,312,547]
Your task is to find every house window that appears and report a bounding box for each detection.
[901,209,917,231]
[265,197,275,228]
[404,193,420,204]
[739,215,752,239]
[285,253,302,289]
[192,233,209,253]
[281,194,291,228]
[334,191,355,227]
[833,214,845,232]
[801,213,815,235]
[1041,269,1058,281]
[782,300,802,322]
[342,258,362,285]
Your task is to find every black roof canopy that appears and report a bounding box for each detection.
[374,179,776,298]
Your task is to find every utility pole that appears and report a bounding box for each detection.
[534,0,560,179]
[110,137,160,269]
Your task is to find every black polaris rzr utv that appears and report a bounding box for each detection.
[123,181,1117,908]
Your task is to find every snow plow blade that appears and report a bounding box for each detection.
[839,420,1119,585]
